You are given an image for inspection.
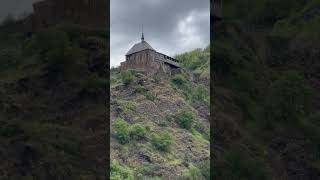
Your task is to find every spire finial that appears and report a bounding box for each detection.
[141,24,144,42]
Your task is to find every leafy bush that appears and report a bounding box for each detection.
[145,92,157,101]
[194,121,210,140]
[151,131,172,152]
[175,48,207,70]
[26,29,70,55]
[82,74,106,95]
[192,84,209,104]
[135,85,145,93]
[266,71,314,122]
[175,110,194,129]
[196,160,210,180]
[120,71,134,85]
[179,164,204,180]
[111,160,134,180]
[171,74,188,88]
[112,118,130,144]
[215,152,269,180]
[153,74,162,84]
[159,115,173,127]
[129,124,147,140]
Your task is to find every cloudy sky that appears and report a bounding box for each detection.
[0,0,39,22]
[111,0,210,67]
[0,0,210,68]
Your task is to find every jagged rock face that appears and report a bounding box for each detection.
[120,49,173,75]
[110,73,210,179]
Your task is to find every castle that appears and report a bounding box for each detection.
[24,0,108,31]
[120,32,181,75]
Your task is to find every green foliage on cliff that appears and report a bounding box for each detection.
[150,131,173,152]
[213,0,320,179]
[111,46,210,179]
[0,24,108,179]
[175,110,194,130]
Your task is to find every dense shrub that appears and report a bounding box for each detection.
[196,160,210,180]
[82,74,106,95]
[26,29,70,55]
[145,92,157,101]
[23,29,85,77]
[151,131,172,152]
[112,118,130,144]
[111,160,134,180]
[212,42,243,79]
[175,110,194,130]
[192,84,209,104]
[194,121,210,140]
[129,124,147,140]
[215,152,269,180]
[266,71,314,122]
[135,85,145,93]
[153,74,162,84]
[171,74,188,88]
[179,164,204,180]
[159,115,173,127]
[175,48,208,71]
[120,71,134,85]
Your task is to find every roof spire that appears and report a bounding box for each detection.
[141,24,144,42]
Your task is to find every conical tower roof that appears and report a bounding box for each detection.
[126,41,155,56]
[126,31,155,56]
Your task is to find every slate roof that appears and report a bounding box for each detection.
[126,40,155,56]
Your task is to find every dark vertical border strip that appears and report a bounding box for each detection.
[106,0,111,179]
[210,0,213,179]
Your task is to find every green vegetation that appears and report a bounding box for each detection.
[151,131,173,152]
[112,118,130,144]
[145,91,157,101]
[213,0,320,179]
[0,22,108,178]
[179,164,203,180]
[111,160,134,180]
[171,74,189,88]
[196,160,210,180]
[111,63,209,178]
[129,124,147,140]
[194,121,210,140]
[175,110,194,130]
[121,71,134,85]
[175,46,210,78]
[109,26,209,180]
[266,71,314,123]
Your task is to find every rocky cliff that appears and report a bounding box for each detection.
[110,46,210,179]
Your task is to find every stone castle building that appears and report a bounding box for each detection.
[24,0,108,31]
[120,33,181,75]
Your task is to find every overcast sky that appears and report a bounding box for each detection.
[0,0,210,68]
[0,0,39,22]
[111,0,210,67]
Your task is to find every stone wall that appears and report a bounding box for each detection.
[120,50,173,75]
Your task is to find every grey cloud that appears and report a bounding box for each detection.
[111,0,210,67]
[0,0,39,22]
[0,0,210,68]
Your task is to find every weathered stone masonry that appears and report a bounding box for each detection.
[120,33,181,75]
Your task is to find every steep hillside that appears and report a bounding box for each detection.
[213,0,320,179]
[0,22,108,179]
[110,47,210,179]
